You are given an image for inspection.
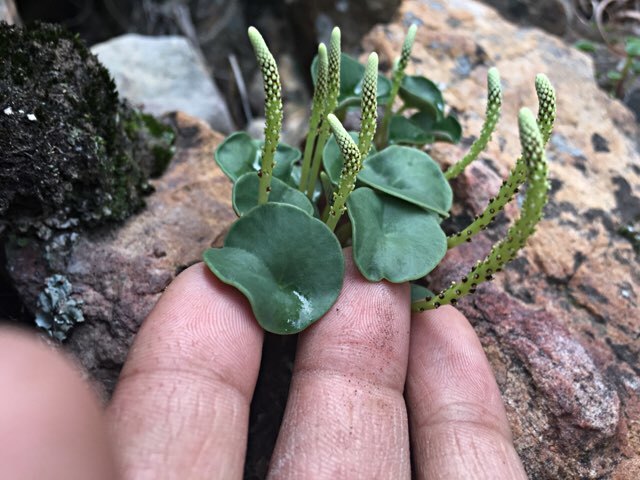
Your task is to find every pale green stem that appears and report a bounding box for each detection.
[306,27,341,198]
[375,24,417,149]
[412,108,548,311]
[445,67,502,180]
[248,27,283,204]
[447,74,556,248]
[358,52,379,157]
[299,43,328,192]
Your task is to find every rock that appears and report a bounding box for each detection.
[0,23,174,234]
[364,0,639,477]
[0,0,19,24]
[5,113,235,393]
[286,0,402,63]
[91,34,234,134]
[477,0,573,36]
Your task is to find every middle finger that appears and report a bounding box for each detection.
[268,251,411,479]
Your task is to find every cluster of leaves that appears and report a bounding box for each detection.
[576,36,640,98]
[204,25,556,335]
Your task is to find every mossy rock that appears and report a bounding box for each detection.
[0,22,175,237]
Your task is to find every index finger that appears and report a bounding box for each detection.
[107,263,264,479]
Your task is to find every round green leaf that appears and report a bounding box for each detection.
[215,132,257,182]
[358,146,453,216]
[232,172,314,216]
[431,115,462,144]
[399,75,445,118]
[410,284,435,303]
[347,188,447,282]
[409,111,461,143]
[311,53,391,110]
[388,115,434,145]
[203,203,344,334]
[214,131,300,182]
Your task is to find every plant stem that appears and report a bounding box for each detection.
[615,55,632,99]
[305,27,341,198]
[358,52,379,157]
[299,44,328,192]
[447,73,555,248]
[375,24,417,149]
[412,108,548,311]
[248,27,282,204]
[445,67,502,180]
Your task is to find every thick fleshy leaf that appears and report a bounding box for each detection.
[232,172,314,216]
[388,115,434,145]
[323,131,376,185]
[410,112,462,144]
[399,75,444,118]
[203,203,344,334]
[347,188,447,282]
[311,53,391,110]
[288,165,322,203]
[410,284,435,303]
[214,131,300,182]
[358,146,453,216]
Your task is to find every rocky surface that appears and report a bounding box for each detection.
[3,0,640,477]
[363,0,640,477]
[92,34,234,134]
[5,113,234,393]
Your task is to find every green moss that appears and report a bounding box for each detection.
[0,22,175,236]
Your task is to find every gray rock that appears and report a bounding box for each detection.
[92,34,234,133]
[0,0,20,25]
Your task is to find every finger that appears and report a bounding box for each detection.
[406,306,527,479]
[107,263,264,479]
[269,251,411,479]
[0,328,115,480]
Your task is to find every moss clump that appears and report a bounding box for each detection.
[0,22,174,237]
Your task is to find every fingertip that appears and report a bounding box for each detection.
[0,328,114,480]
[407,306,527,479]
[108,262,264,478]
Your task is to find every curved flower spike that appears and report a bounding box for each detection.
[412,108,548,311]
[248,26,283,204]
[299,43,328,191]
[535,73,556,144]
[376,24,417,147]
[447,73,556,248]
[325,114,362,231]
[445,67,502,180]
[358,52,379,157]
[305,27,342,198]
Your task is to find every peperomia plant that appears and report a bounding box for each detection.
[204,25,556,334]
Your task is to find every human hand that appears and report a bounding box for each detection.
[0,253,527,479]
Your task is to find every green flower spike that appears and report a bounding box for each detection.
[358,52,379,157]
[376,24,417,147]
[445,67,502,180]
[447,74,555,248]
[325,114,362,231]
[412,108,548,311]
[535,73,556,144]
[299,43,328,192]
[248,26,283,204]
[305,27,341,198]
